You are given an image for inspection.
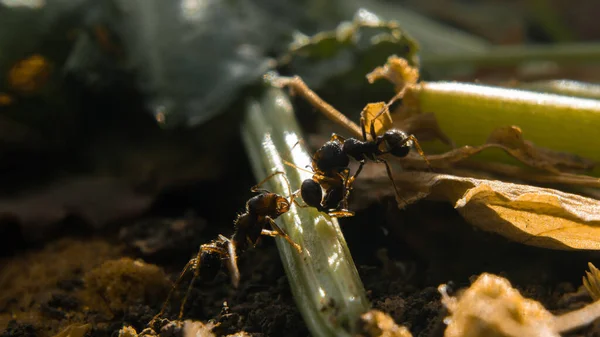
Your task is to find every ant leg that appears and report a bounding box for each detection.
[332,169,357,218]
[272,76,363,139]
[328,210,355,218]
[149,258,195,326]
[359,117,369,141]
[330,133,347,143]
[369,119,378,142]
[291,189,310,208]
[178,243,228,319]
[261,229,279,237]
[223,237,240,288]
[267,218,302,253]
[283,160,315,175]
[406,135,432,170]
[348,161,365,186]
[391,135,432,170]
[251,171,286,194]
[378,158,408,206]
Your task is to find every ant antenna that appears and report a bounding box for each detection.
[251,171,297,205]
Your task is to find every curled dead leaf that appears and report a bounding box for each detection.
[439,273,557,337]
[356,170,600,250]
[356,310,413,337]
[486,126,595,173]
[366,55,419,92]
[440,273,600,337]
[361,102,393,139]
[583,262,600,301]
[396,125,596,174]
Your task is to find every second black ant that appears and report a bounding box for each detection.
[276,75,431,207]
[150,171,302,324]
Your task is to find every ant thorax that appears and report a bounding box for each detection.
[342,137,379,161]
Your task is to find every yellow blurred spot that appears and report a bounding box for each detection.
[7,54,52,94]
[0,93,13,106]
[155,111,166,124]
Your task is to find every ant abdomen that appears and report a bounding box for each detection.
[301,179,324,210]
[314,140,349,174]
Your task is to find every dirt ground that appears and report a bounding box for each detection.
[2,174,600,337]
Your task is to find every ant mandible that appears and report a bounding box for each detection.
[275,75,430,206]
[150,171,302,324]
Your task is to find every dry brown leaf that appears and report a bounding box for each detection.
[440,273,600,337]
[357,170,600,250]
[439,273,557,337]
[183,320,217,337]
[366,56,419,92]
[583,262,600,301]
[356,310,413,337]
[486,126,596,173]
[396,125,596,173]
[361,102,394,138]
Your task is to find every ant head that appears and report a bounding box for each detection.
[274,196,291,215]
[382,129,412,158]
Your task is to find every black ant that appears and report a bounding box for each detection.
[295,169,355,217]
[275,75,430,206]
[150,171,302,323]
[283,139,355,217]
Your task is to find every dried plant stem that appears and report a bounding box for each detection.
[241,86,370,337]
[554,299,600,333]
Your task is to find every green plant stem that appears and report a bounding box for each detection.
[516,80,600,100]
[241,86,370,337]
[405,81,600,166]
[420,43,600,67]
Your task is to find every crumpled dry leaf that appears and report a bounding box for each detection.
[356,310,413,337]
[389,124,600,189]
[583,262,600,301]
[356,170,600,250]
[439,273,558,337]
[183,320,217,337]
[396,123,596,174]
[361,102,393,138]
[486,126,595,173]
[366,55,419,92]
[440,273,600,337]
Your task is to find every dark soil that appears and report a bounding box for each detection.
[2,184,600,337]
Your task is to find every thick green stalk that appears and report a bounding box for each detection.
[405,82,600,167]
[241,86,370,336]
[516,80,600,101]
